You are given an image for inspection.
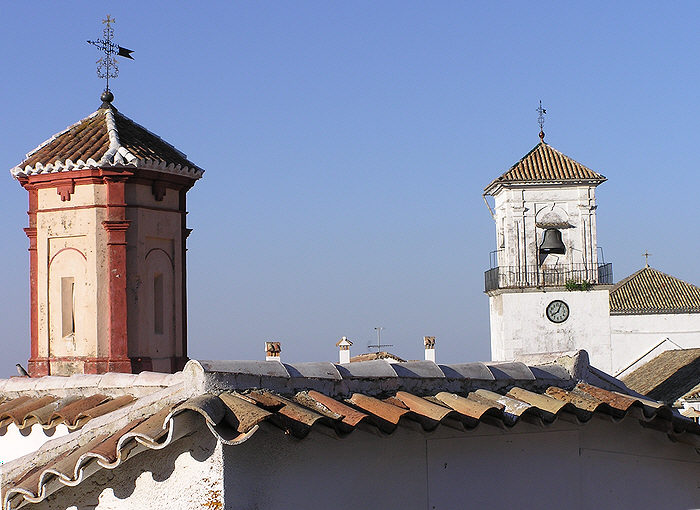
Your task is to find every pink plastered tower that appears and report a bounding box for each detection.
[11,92,203,376]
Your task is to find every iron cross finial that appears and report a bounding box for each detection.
[537,100,547,142]
[87,15,134,96]
[643,250,652,267]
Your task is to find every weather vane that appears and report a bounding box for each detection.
[537,100,546,142]
[87,15,134,94]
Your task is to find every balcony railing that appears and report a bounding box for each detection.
[484,263,613,292]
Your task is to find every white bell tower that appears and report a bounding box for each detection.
[483,125,615,372]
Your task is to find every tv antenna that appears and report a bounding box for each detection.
[368,326,392,352]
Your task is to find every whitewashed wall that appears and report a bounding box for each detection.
[24,417,700,510]
[224,419,700,510]
[490,289,613,372]
[28,428,223,510]
[0,424,69,466]
[612,313,700,377]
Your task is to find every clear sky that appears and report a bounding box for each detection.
[1,2,699,377]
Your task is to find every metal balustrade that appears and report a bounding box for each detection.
[484,263,613,292]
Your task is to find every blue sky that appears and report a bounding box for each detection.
[1,2,699,376]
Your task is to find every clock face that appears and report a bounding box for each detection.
[546,300,569,323]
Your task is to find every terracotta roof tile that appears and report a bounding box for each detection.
[304,390,368,427]
[485,142,606,194]
[0,394,134,433]
[622,348,700,403]
[10,105,203,179]
[610,266,700,314]
[4,380,699,510]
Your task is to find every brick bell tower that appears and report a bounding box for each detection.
[11,91,203,376]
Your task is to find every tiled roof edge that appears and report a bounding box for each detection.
[611,308,700,315]
[9,111,103,179]
[1,383,194,509]
[4,378,698,509]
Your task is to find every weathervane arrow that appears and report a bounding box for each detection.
[87,15,134,93]
[117,46,134,59]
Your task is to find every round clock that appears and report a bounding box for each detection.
[546,300,569,323]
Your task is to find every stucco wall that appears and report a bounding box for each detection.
[490,288,612,372]
[611,313,700,377]
[32,178,187,374]
[20,418,700,509]
[0,424,69,466]
[37,184,107,373]
[28,428,222,510]
[125,182,184,370]
[224,420,699,510]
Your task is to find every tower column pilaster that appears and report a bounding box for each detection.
[95,176,132,374]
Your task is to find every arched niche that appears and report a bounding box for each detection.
[145,248,175,356]
[48,248,88,356]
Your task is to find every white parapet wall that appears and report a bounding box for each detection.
[611,313,700,377]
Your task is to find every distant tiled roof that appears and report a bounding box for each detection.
[350,351,406,363]
[10,104,203,179]
[3,352,699,508]
[610,266,700,315]
[622,349,700,404]
[484,142,606,194]
[0,393,134,432]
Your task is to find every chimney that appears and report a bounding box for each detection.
[424,336,436,362]
[265,341,281,361]
[336,336,353,364]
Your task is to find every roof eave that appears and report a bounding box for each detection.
[484,177,607,196]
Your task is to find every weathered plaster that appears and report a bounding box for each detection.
[28,175,190,375]
[29,428,222,510]
[490,289,613,372]
[492,185,601,274]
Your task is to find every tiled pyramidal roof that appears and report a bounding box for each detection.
[2,352,699,509]
[484,141,606,193]
[10,104,203,179]
[610,266,700,315]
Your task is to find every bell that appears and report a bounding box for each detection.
[540,228,565,254]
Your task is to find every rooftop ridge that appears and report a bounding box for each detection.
[0,370,185,398]
[113,109,191,162]
[193,350,613,398]
[0,351,628,401]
